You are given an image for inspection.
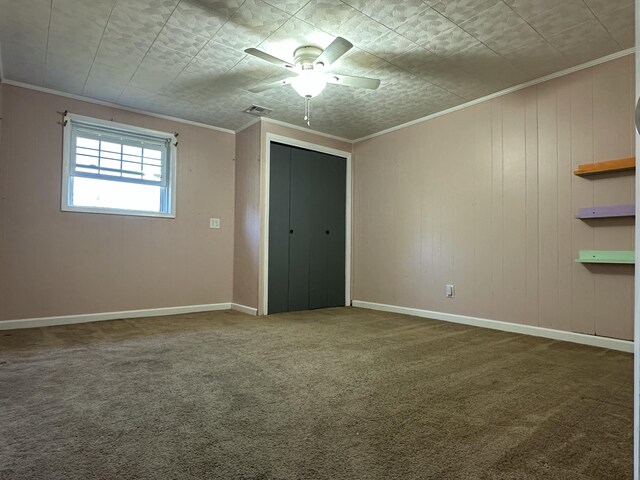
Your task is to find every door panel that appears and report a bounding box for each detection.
[309,151,346,309]
[288,147,312,312]
[268,143,292,314]
[324,153,347,307]
[308,151,330,309]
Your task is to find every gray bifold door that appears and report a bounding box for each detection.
[268,142,346,314]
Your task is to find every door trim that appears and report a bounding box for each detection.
[261,133,352,315]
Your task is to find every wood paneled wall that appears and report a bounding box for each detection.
[353,55,635,340]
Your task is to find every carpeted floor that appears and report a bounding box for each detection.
[0,307,633,479]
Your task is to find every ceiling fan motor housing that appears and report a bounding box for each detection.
[294,46,324,69]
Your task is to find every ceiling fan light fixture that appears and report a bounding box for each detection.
[290,71,327,98]
[245,37,377,126]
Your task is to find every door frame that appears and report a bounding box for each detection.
[261,132,352,315]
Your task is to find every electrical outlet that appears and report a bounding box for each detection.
[209,218,220,229]
[445,284,455,298]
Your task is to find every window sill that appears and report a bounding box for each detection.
[61,205,175,219]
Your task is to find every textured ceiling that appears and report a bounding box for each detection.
[0,0,634,140]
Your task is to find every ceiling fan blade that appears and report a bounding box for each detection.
[314,37,353,67]
[326,73,380,90]
[248,77,294,93]
[244,48,296,71]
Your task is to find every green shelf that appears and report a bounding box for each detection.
[576,250,635,264]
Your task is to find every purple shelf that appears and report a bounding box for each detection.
[576,204,635,219]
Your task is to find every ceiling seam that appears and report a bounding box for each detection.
[116,0,184,104]
[269,0,311,16]
[442,1,533,84]
[255,8,296,52]
[496,1,565,70]
[80,0,118,96]
[168,0,247,87]
[580,0,626,50]
[42,0,54,85]
[205,0,250,72]
[162,0,251,106]
[510,1,585,66]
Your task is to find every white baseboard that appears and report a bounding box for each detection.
[0,303,233,330]
[352,300,633,353]
[231,303,258,316]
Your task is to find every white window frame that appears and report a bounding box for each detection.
[61,113,177,218]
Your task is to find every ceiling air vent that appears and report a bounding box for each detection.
[242,105,273,117]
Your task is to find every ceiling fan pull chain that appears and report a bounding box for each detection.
[304,96,311,126]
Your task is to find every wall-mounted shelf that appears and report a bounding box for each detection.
[576,250,634,264]
[573,157,635,176]
[576,204,635,219]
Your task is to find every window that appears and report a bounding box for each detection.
[62,113,176,217]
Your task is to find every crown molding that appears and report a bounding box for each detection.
[235,116,261,134]
[0,79,236,134]
[260,117,354,144]
[353,48,636,143]
[2,47,634,143]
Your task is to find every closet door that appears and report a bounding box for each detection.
[322,153,346,307]
[267,143,347,314]
[308,151,346,309]
[267,143,291,314]
[287,147,312,311]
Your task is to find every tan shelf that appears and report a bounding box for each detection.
[573,157,635,176]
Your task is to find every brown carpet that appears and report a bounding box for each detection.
[0,307,632,479]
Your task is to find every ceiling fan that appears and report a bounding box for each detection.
[244,37,380,125]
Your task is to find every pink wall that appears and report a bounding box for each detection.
[1,54,634,341]
[0,85,235,321]
[233,122,261,309]
[353,55,635,341]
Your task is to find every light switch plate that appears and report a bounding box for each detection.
[445,284,455,298]
[209,218,220,229]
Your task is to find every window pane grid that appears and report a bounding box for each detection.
[75,126,168,148]
[73,134,165,185]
